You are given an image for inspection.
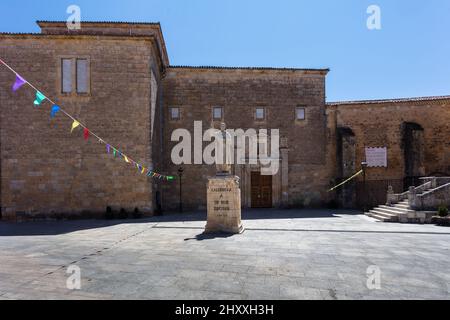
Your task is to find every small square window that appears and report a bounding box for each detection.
[296,107,306,120]
[170,107,180,120]
[255,107,265,120]
[213,107,223,120]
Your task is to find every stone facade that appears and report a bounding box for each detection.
[0,22,166,219]
[162,66,330,211]
[0,21,449,219]
[328,97,450,208]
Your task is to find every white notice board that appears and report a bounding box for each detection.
[365,147,387,167]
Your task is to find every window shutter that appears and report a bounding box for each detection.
[62,59,72,93]
[76,59,88,93]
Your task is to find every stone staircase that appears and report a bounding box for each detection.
[366,200,414,222]
[365,177,450,223]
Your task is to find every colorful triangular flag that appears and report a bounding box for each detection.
[83,128,90,141]
[12,74,26,92]
[34,91,46,106]
[50,105,60,119]
[71,120,80,133]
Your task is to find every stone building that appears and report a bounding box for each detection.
[0,21,448,219]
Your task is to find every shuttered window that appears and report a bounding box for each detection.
[76,59,88,93]
[61,59,72,93]
[61,58,89,94]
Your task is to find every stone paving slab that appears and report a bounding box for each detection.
[0,209,449,300]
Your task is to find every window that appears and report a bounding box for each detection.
[61,57,90,94]
[255,107,265,120]
[296,107,306,120]
[61,59,72,93]
[170,107,180,120]
[213,106,223,120]
[76,59,88,93]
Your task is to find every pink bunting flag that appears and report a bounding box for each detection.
[12,74,26,92]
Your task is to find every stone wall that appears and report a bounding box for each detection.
[0,34,161,219]
[161,67,330,211]
[328,98,450,207]
[330,98,450,180]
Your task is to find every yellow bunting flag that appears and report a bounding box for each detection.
[141,167,146,174]
[71,120,80,133]
[124,156,130,163]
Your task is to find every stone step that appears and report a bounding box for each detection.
[369,209,398,222]
[378,205,410,214]
[368,212,394,222]
[370,209,398,218]
[395,203,410,209]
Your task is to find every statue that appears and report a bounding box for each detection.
[205,122,244,234]
[215,122,233,175]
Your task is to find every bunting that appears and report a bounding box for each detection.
[71,120,80,133]
[50,105,60,119]
[34,91,46,106]
[12,74,26,92]
[83,128,90,141]
[0,58,172,182]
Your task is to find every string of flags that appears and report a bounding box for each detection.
[1,58,175,182]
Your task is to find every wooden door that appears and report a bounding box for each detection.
[251,172,273,208]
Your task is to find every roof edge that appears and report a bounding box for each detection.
[36,20,161,26]
[168,65,329,73]
[327,95,450,106]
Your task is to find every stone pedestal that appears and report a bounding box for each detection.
[205,175,244,234]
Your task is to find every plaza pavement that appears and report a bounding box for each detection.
[0,209,449,300]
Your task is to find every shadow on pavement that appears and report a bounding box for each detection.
[0,209,361,237]
[184,232,235,241]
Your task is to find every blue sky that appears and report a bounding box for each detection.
[1,0,450,101]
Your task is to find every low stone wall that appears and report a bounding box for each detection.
[412,183,450,211]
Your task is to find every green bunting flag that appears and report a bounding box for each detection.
[33,91,45,106]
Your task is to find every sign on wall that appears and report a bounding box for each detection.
[365,147,387,167]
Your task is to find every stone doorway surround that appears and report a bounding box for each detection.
[234,138,289,208]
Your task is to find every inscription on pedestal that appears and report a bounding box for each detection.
[205,176,244,234]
